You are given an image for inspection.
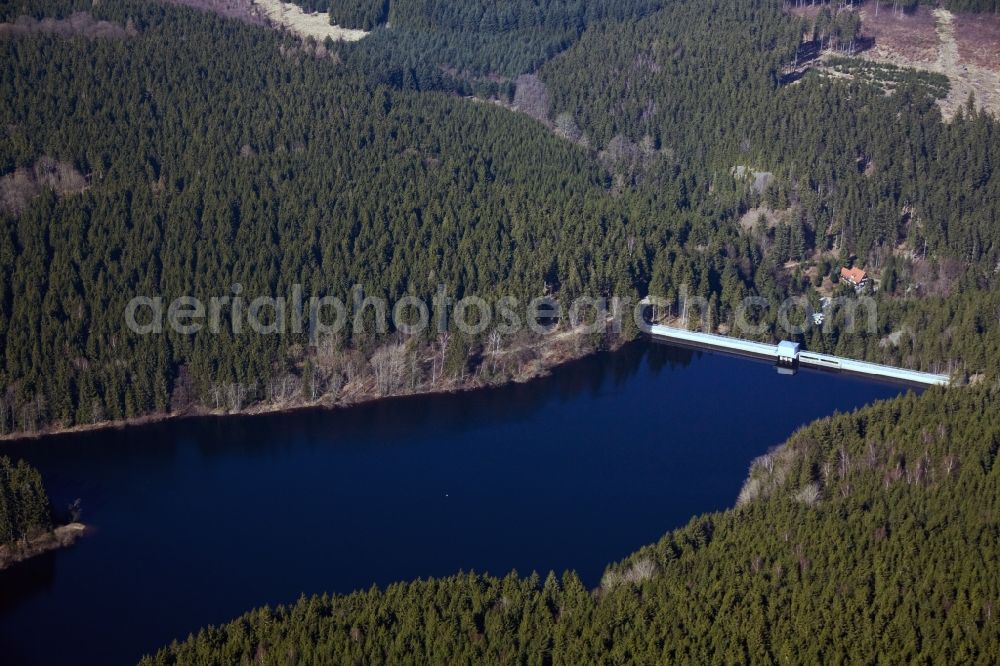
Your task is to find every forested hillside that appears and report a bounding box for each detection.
[0,0,998,438]
[0,456,51,546]
[333,0,664,87]
[0,0,680,433]
[143,385,1000,664]
[539,0,1000,268]
[2,0,999,659]
[940,0,1000,12]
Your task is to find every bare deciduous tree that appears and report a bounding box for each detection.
[838,446,850,479]
[622,557,658,584]
[209,384,222,410]
[822,460,833,486]
[225,382,252,412]
[512,74,551,124]
[18,393,45,433]
[316,330,340,367]
[795,483,821,506]
[554,112,583,143]
[432,332,450,385]
[326,370,344,399]
[268,373,299,404]
[371,343,407,396]
[761,453,776,476]
[487,330,503,372]
[408,351,420,390]
[307,367,326,401]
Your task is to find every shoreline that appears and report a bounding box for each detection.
[0,330,627,444]
[0,523,86,571]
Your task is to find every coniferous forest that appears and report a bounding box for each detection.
[143,386,1000,664]
[1,0,998,437]
[336,0,664,80]
[1,0,999,661]
[0,456,51,546]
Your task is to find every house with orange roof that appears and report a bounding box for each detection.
[840,266,870,289]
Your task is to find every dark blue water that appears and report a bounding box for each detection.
[0,342,907,665]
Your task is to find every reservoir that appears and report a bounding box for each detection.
[0,342,907,665]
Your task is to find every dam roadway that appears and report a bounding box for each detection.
[646,324,951,387]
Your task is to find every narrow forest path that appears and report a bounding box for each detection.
[858,6,1000,119]
[930,8,999,118]
[933,8,971,117]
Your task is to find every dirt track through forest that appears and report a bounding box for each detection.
[862,7,1000,118]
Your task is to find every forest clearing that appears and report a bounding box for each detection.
[164,0,368,41]
[253,0,368,42]
[861,6,1000,117]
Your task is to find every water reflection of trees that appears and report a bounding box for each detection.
[8,341,701,466]
[0,550,57,614]
[189,341,687,459]
[646,341,697,375]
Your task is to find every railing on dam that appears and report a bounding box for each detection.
[646,324,951,387]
